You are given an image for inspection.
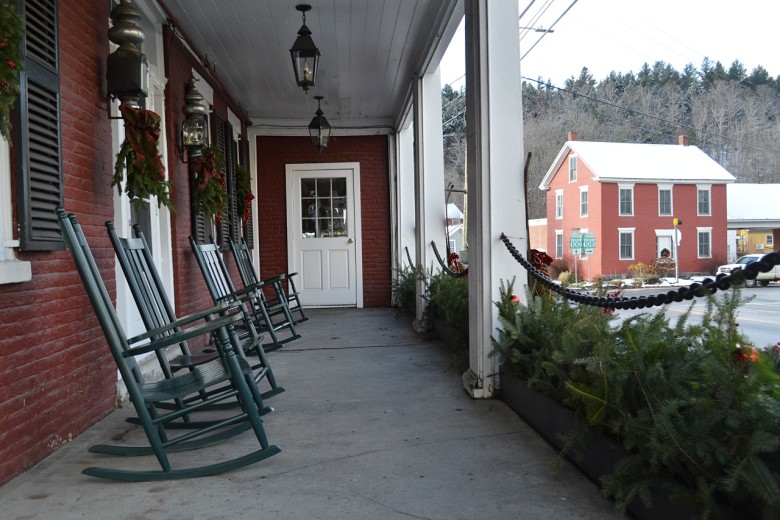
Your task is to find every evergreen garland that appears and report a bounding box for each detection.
[0,0,23,141]
[112,104,173,210]
[235,163,254,223]
[191,144,227,222]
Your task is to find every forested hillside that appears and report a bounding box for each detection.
[442,59,780,219]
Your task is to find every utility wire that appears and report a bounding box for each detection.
[521,0,579,61]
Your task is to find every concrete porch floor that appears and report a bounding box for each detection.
[0,308,619,519]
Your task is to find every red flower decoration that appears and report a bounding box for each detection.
[733,346,759,364]
[6,60,15,68]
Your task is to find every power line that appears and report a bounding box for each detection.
[521,0,579,61]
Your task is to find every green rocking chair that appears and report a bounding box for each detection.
[57,209,280,481]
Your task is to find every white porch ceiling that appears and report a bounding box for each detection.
[160,0,463,131]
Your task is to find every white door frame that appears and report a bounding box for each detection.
[285,162,364,308]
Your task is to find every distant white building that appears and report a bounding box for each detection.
[726,183,780,261]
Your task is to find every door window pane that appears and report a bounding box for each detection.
[300,177,349,238]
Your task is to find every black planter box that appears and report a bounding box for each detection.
[500,372,699,520]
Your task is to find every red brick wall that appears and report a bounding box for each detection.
[162,28,256,328]
[0,1,116,486]
[255,136,391,307]
[163,28,213,322]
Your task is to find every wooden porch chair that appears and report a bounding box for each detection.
[189,236,300,352]
[229,238,308,324]
[57,209,280,481]
[106,221,284,401]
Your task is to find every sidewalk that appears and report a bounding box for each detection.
[0,308,619,520]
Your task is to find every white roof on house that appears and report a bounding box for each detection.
[539,141,736,189]
[447,203,464,219]
[727,183,780,227]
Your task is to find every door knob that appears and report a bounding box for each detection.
[348,238,354,244]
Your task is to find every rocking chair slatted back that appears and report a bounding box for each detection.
[57,208,280,481]
[107,223,284,400]
[230,238,307,324]
[190,236,300,351]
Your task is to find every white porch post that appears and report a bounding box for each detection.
[396,125,416,270]
[412,70,448,330]
[463,0,527,398]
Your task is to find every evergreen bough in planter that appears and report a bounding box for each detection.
[493,280,780,519]
[423,269,469,371]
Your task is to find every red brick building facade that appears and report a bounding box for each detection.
[0,1,392,486]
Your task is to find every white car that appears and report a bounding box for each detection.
[717,253,780,287]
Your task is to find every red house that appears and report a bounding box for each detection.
[539,133,736,280]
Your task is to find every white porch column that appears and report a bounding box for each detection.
[397,125,416,270]
[412,70,448,330]
[463,0,527,398]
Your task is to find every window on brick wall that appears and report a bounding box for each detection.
[579,186,588,217]
[193,113,241,249]
[658,185,672,216]
[619,184,633,216]
[555,190,563,219]
[15,0,63,251]
[698,227,712,258]
[697,185,711,216]
[619,228,634,260]
[555,230,563,258]
[568,155,577,182]
[0,0,59,283]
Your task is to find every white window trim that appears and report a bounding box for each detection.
[568,155,577,182]
[696,184,712,216]
[767,234,774,246]
[658,183,673,216]
[618,227,635,261]
[618,183,634,216]
[555,189,563,220]
[697,226,713,259]
[579,185,588,217]
[555,230,564,259]
[0,137,32,284]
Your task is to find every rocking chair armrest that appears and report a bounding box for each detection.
[126,301,242,344]
[124,311,244,357]
[261,273,287,284]
[232,282,270,297]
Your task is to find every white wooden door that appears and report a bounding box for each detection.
[286,163,362,307]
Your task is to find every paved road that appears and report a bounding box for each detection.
[614,282,780,349]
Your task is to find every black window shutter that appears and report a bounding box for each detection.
[210,113,230,249]
[15,0,63,251]
[225,128,239,244]
[239,138,254,248]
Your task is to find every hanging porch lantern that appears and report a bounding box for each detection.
[289,4,320,92]
[308,96,331,151]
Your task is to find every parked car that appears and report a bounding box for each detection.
[717,253,780,287]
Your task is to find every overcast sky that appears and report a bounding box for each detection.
[440,0,780,89]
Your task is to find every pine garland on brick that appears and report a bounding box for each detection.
[0,0,23,141]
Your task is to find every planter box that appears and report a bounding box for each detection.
[500,372,699,520]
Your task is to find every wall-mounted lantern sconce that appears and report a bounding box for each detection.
[308,96,331,151]
[289,4,320,93]
[107,0,149,108]
[180,77,208,162]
